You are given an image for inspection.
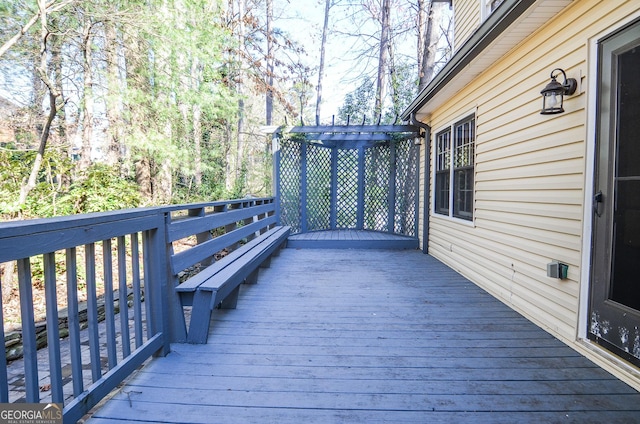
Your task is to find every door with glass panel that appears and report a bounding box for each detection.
[589,20,640,367]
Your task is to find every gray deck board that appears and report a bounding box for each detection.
[87,249,640,423]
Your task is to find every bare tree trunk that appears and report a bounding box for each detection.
[235,0,246,185]
[79,22,94,170]
[155,121,173,203]
[156,159,173,203]
[388,41,399,117]
[135,158,152,200]
[374,0,391,117]
[0,1,76,59]
[225,121,233,191]
[189,54,203,188]
[265,0,273,126]
[50,15,66,150]
[315,0,331,123]
[417,0,427,75]
[193,104,202,187]
[105,18,123,167]
[1,262,16,302]
[418,0,436,90]
[18,0,63,207]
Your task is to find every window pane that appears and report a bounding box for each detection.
[453,168,473,220]
[453,116,475,220]
[435,171,450,215]
[454,119,474,168]
[436,130,451,171]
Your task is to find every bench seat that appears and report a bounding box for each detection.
[177,225,290,343]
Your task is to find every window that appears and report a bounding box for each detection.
[434,115,475,221]
[435,130,451,215]
[490,0,505,12]
[481,0,505,21]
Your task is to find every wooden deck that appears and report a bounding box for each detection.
[86,248,640,423]
[287,229,419,249]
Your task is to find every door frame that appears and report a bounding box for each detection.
[579,12,640,349]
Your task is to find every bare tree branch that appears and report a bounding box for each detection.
[0,0,75,59]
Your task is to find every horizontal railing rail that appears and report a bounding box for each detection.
[0,197,276,423]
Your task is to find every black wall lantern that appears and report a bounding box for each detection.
[540,68,577,115]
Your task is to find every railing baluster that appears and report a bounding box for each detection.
[131,232,143,348]
[66,247,84,397]
[43,252,63,403]
[225,203,240,252]
[102,239,117,369]
[118,236,131,358]
[0,266,8,402]
[17,258,38,402]
[142,231,153,339]
[85,243,101,382]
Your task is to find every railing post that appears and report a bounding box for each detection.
[65,247,84,397]
[165,211,188,344]
[189,207,214,267]
[330,147,338,230]
[225,202,241,252]
[85,242,103,382]
[413,141,421,241]
[388,142,397,234]
[356,146,365,230]
[301,142,308,233]
[145,214,171,356]
[0,272,7,403]
[44,252,63,403]
[245,203,259,239]
[272,133,282,225]
[17,258,38,402]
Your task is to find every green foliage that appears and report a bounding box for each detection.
[337,62,419,126]
[337,78,375,124]
[0,147,140,219]
[66,164,141,214]
[227,161,248,200]
[386,58,419,121]
[117,0,239,205]
[0,148,74,217]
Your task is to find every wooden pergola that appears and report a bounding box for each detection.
[272,122,424,242]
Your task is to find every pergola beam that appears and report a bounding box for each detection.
[288,124,419,133]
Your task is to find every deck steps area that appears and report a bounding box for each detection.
[87,248,640,423]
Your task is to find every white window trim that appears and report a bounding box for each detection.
[431,109,477,226]
[480,0,490,22]
[481,0,504,22]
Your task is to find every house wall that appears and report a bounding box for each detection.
[452,0,481,50]
[421,0,640,389]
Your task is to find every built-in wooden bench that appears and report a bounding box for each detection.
[167,199,289,343]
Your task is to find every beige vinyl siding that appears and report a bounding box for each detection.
[424,0,640,348]
[453,0,481,50]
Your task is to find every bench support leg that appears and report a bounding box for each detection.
[187,291,214,344]
[245,268,259,285]
[260,256,272,268]
[219,285,239,309]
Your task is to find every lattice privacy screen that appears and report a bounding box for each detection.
[276,137,420,237]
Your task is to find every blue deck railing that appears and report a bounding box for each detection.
[0,197,276,422]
